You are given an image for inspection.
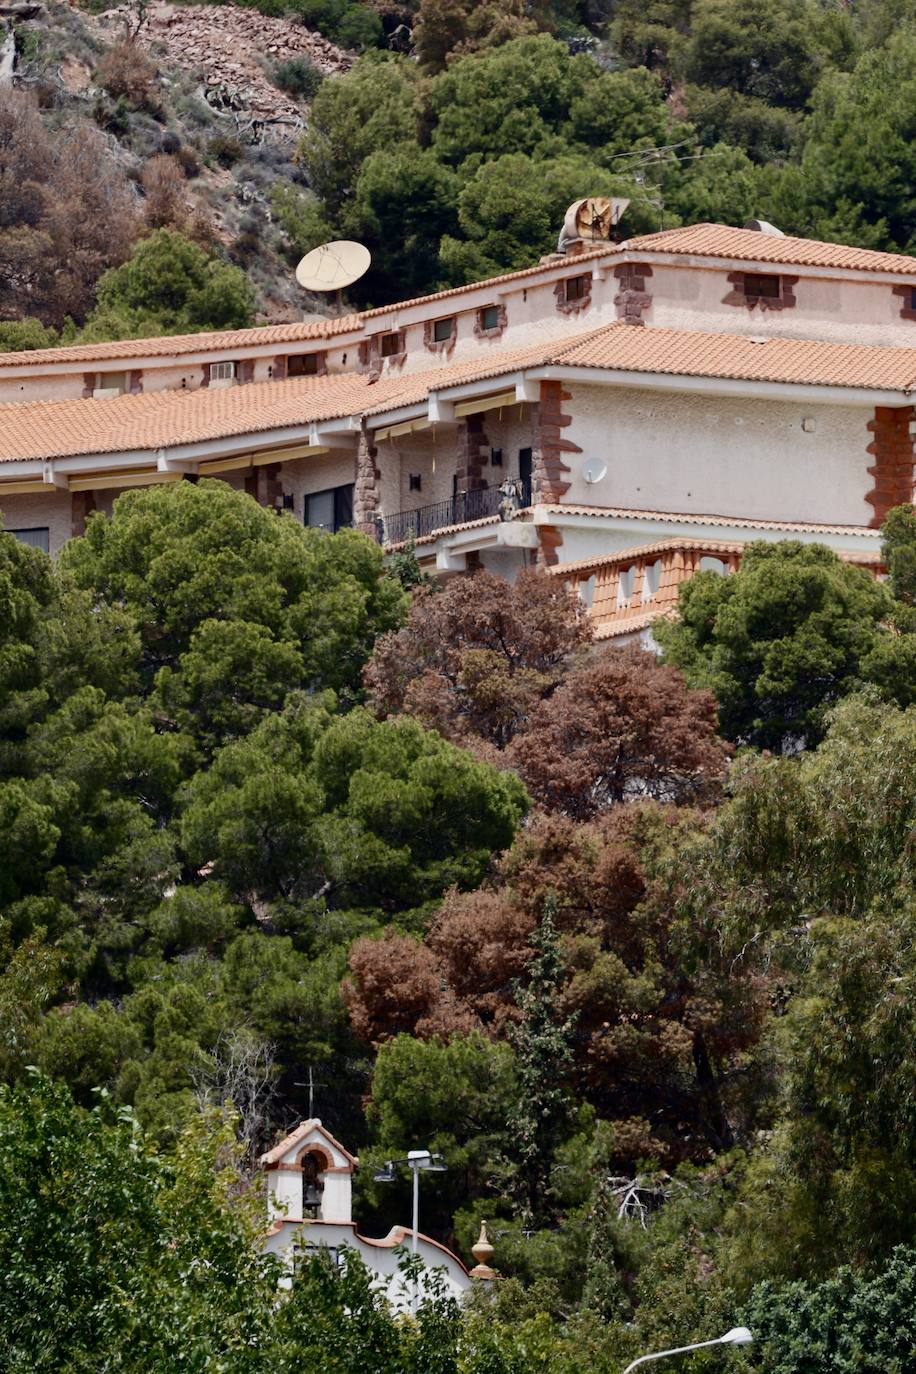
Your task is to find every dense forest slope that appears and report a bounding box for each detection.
[8,483,916,1370]
[3,0,916,343]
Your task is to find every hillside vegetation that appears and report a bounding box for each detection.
[3,0,916,342]
[7,488,916,1367]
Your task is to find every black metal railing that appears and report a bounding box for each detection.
[373,476,531,546]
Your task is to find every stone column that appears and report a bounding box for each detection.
[245,463,283,508]
[866,405,915,526]
[354,422,381,535]
[532,380,581,566]
[455,415,489,495]
[71,490,96,538]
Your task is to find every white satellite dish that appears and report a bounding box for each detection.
[295,240,371,292]
[582,460,608,484]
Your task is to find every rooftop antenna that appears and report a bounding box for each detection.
[295,240,371,316]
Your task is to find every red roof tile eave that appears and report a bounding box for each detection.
[6,320,916,465]
[622,223,916,278]
[0,315,364,371]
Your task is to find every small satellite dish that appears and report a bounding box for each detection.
[295,240,371,292]
[582,460,608,484]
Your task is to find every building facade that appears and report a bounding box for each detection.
[2,219,914,636]
[260,1119,471,1306]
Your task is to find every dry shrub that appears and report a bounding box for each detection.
[0,88,139,326]
[95,39,156,108]
[140,155,212,242]
[141,154,187,229]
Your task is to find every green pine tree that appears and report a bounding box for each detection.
[499,896,577,1229]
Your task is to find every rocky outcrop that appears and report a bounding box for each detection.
[97,1,352,140]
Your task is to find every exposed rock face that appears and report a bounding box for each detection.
[98,1,352,141]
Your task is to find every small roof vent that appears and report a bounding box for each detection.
[743,218,785,237]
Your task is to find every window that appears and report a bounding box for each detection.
[743,273,781,300]
[910,287,916,312]
[565,275,590,303]
[380,332,403,357]
[433,316,454,343]
[94,371,128,396]
[409,473,422,492]
[287,352,322,377]
[209,360,236,385]
[304,484,354,533]
[8,528,50,553]
[480,305,500,331]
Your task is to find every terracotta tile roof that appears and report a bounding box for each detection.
[6,318,916,465]
[386,514,502,551]
[548,321,916,391]
[260,1119,358,1168]
[0,315,361,370]
[541,503,883,540]
[0,372,412,461]
[624,223,916,276]
[595,610,659,640]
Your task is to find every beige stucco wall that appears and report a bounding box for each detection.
[563,382,874,526]
[645,262,916,347]
[0,373,87,403]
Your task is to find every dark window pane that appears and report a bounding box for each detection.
[433,317,454,342]
[7,528,49,553]
[380,332,401,357]
[305,490,335,531]
[305,484,354,533]
[744,273,781,299]
[288,353,321,376]
[334,484,354,530]
[565,275,589,302]
[481,305,500,330]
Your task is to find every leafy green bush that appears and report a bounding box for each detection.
[272,55,324,98]
[80,228,256,339]
[289,0,383,51]
[0,318,59,352]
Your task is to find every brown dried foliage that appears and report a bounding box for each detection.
[0,90,138,327]
[364,568,591,751]
[95,39,157,109]
[345,806,769,1164]
[507,645,732,820]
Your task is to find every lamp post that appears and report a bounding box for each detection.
[623,1328,754,1374]
[374,1150,447,1252]
[374,1149,446,1309]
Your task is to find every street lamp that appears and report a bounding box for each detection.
[374,1150,447,1312]
[373,1149,447,1255]
[623,1328,754,1374]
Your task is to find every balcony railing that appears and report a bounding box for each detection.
[366,476,532,546]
